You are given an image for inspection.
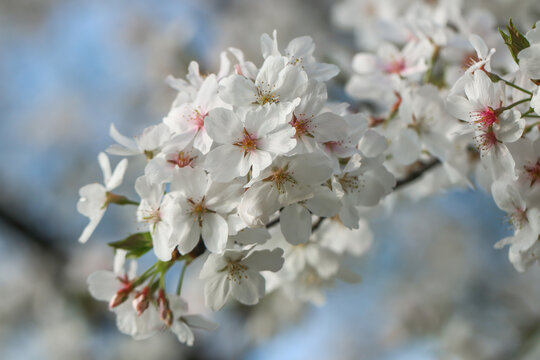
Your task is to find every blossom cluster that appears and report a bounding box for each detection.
[78,31,393,344]
[77,0,540,346]
[337,0,540,273]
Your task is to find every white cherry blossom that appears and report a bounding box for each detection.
[200,247,284,310]
[204,106,296,181]
[77,152,128,243]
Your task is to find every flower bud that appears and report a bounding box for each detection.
[109,276,133,309]
[157,289,173,327]
[109,287,132,309]
[132,286,150,316]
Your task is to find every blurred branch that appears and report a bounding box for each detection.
[0,196,67,261]
[395,158,441,189]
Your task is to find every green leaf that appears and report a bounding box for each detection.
[108,232,153,259]
[499,19,530,64]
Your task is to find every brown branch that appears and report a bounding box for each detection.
[0,201,67,261]
[394,158,441,190]
[266,158,441,231]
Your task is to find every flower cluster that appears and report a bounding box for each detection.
[77,0,540,345]
[78,32,393,344]
[337,1,540,272]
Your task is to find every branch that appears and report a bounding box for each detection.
[266,158,441,231]
[0,200,67,261]
[394,158,441,190]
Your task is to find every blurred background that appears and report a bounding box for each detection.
[1,0,540,359]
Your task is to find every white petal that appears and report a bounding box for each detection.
[202,213,228,253]
[304,186,341,217]
[243,248,284,272]
[107,158,128,190]
[98,152,112,185]
[176,221,201,255]
[205,108,243,144]
[204,275,231,311]
[258,127,296,154]
[288,153,333,184]
[205,145,250,182]
[87,271,118,301]
[352,53,377,74]
[182,314,218,331]
[110,123,138,150]
[219,75,256,106]
[170,167,208,199]
[152,223,174,261]
[78,211,105,243]
[230,271,264,305]
[280,204,311,245]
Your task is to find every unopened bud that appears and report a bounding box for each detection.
[109,285,132,309]
[105,192,136,206]
[157,289,173,327]
[132,286,150,316]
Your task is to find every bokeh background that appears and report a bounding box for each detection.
[1,0,540,359]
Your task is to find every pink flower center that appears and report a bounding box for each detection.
[472,107,498,130]
[524,160,540,186]
[167,151,196,168]
[384,59,406,74]
[192,109,207,130]
[475,129,498,152]
[290,113,313,138]
[233,128,259,154]
[323,140,341,152]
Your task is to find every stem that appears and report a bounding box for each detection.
[487,71,533,95]
[524,121,540,134]
[501,78,533,96]
[498,97,531,113]
[159,271,165,288]
[176,260,190,295]
[133,263,158,286]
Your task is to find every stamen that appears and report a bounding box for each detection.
[167,151,196,168]
[233,128,259,154]
[524,160,540,186]
[226,261,248,283]
[471,107,498,130]
[192,109,207,130]
[474,129,499,153]
[290,113,313,138]
[262,165,296,192]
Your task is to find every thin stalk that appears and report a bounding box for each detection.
[501,78,533,96]
[498,97,531,113]
[176,260,190,295]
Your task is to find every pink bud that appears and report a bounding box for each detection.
[157,289,173,327]
[109,277,133,309]
[132,286,150,316]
